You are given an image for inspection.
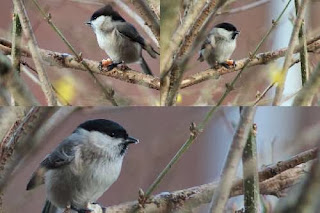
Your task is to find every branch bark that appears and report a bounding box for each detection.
[0,38,160,90]
[0,53,39,106]
[210,107,256,213]
[125,0,160,42]
[12,0,57,105]
[272,0,308,105]
[100,147,314,213]
[242,124,260,213]
[292,62,320,106]
[0,107,57,192]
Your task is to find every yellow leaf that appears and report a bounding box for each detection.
[176,93,183,103]
[269,64,285,85]
[53,76,76,104]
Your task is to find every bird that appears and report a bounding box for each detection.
[26,119,139,213]
[198,22,240,68]
[86,5,159,76]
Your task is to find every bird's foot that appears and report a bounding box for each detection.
[70,205,93,213]
[98,59,123,71]
[119,64,129,71]
[220,59,236,68]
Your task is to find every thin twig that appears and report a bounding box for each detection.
[11,11,22,73]
[210,107,256,213]
[12,0,57,105]
[217,0,271,15]
[272,0,308,105]
[295,0,309,86]
[242,124,260,213]
[125,0,160,42]
[0,107,58,192]
[253,82,275,106]
[274,149,320,213]
[0,53,39,105]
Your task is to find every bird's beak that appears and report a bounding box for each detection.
[85,21,91,26]
[125,136,139,144]
[235,30,240,35]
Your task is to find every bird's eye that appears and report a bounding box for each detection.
[110,132,115,137]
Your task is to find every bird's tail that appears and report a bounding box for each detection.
[140,57,154,76]
[42,200,59,213]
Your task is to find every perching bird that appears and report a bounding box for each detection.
[26,119,139,213]
[198,22,239,68]
[86,5,159,76]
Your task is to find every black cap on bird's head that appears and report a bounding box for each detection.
[214,22,240,39]
[77,119,138,145]
[86,5,125,25]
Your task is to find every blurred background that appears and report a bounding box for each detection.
[0,0,159,106]
[2,106,320,212]
[161,0,320,106]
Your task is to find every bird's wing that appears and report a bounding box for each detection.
[26,135,81,190]
[116,22,159,58]
[40,137,79,169]
[115,22,146,48]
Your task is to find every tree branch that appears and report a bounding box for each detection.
[0,107,57,192]
[0,53,39,105]
[272,0,308,105]
[210,107,256,213]
[125,0,160,42]
[12,0,57,105]
[293,62,320,106]
[0,38,160,90]
[101,147,315,213]
[242,124,260,212]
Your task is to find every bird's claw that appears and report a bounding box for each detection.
[220,59,236,68]
[70,205,93,213]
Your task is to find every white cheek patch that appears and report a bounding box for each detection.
[91,16,106,30]
[213,28,233,40]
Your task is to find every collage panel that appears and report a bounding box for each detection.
[0,0,159,106]
[161,0,320,106]
[0,106,319,213]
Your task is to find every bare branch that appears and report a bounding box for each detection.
[12,0,57,105]
[242,124,260,212]
[273,0,308,105]
[210,107,256,213]
[0,38,160,90]
[295,0,309,86]
[274,150,320,213]
[0,53,39,106]
[0,107,58,192]
[101,148,314,212]
[124,0,160,42]
[293,62,320,106]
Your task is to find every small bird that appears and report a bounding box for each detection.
[86,5,159,76]
[26,119,139,213]
[198,22,240,68]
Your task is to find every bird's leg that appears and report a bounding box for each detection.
[98,58,123,71]
[220,59,236,68]
[118,63,129,71]
[70,204,93,213]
